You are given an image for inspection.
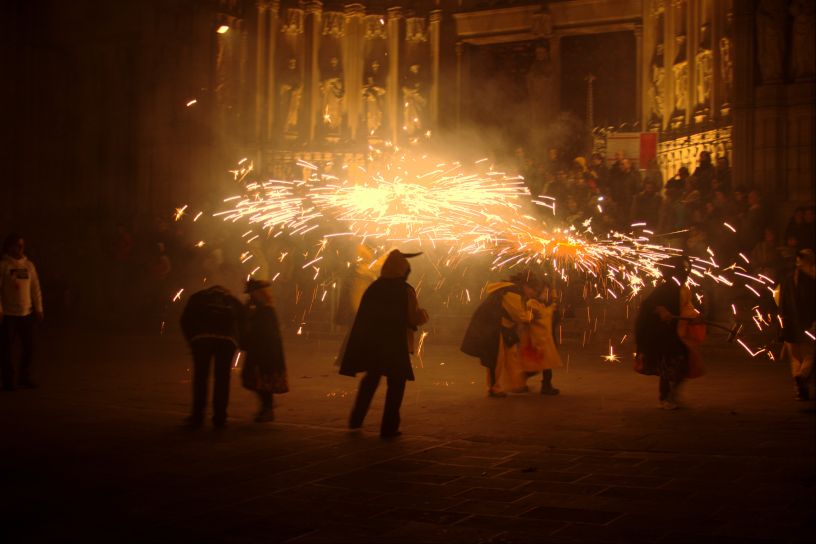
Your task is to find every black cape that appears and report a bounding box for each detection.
[241,305,288,393]
[778,270,815,343]
[635,282,686,375]
[339,277,415,381]
[460,285,517,370]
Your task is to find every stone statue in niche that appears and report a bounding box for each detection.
[719,11,734,108]
[320,56,345,136]
[695,51,712,107]
[790,0,815,80]
[279,57,303,138]
[695,23,712,109]
[673,64,688,114]
[672,35,688,119]
[402,63,427,138]
[756,0,785,83]
[648,43,665,126]
[362,59,386,137]
[525,43,554,126]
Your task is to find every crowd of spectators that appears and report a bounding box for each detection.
[515,146,815,284]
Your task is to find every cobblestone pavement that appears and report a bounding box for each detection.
[1,328,813,543]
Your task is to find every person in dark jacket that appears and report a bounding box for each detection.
[776,249,815,400]
[635,255,699,409]
[242,279,288,422]
[179,285,244,428]
[340,250,428,438]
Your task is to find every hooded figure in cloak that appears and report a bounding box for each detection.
[635,255,703,409]
[242,279,288,423]
[339,249,429,438]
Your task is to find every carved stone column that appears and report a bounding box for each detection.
[305,1,323,143]
[429,10,441,127]
[254,1,269,145]
[664,0,674,131]
[265,1,280,143]
[634,24,644,130]
[238,19,250,143]
[731,0,755,188]
[386,7,402,144]
[686,0,697,128]
[455,41,463,131]
[344,4,365,142]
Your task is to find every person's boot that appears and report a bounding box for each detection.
[540,370,560,396]
[794,378,810,401]
[255,404,275,422]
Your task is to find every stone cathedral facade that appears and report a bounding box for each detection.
[208,0,812,211]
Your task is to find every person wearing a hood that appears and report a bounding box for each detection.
[0,233,43,390]
[461,271,545,397]
[340,250,428,439]
[634,255,704,410]
[242,279,288,422]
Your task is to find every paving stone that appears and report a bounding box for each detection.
[373,493,469,511]
[446,499,538,517]
[453,514,565,535]
[520,480,607,496]
[454,487,535,503]
[374,507,470,525]
[377,520,499,543]
[449,476,528,490]
[596,486,691,501]
[417,464,507,478]
[522,505,623,524]
[576,473,671,488]
[497,469,585,483]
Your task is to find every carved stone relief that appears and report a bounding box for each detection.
[281,8,304,35]
[406,17,428,43]
[322,12,345,38]
[364,15,386,40]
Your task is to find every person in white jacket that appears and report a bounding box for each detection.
[0,233,43,390]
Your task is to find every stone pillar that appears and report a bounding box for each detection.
[634,24,644,130]
[386,6,402,145]
[686,0,697,128]
[265,1,280,143]
[305,1,322,143]
[731,0,755,188]
[254,1,268,145]
[429,10,442,127]
[709,0,721,123]
[455,41,463,131]
[344,4,365,142]
[238,18,250,144]
[664,0,674,131]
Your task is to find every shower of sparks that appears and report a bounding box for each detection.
[167,145,784,359]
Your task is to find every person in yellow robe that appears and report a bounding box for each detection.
[520,283,563,395]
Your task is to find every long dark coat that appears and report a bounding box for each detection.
[460,285,516,370]
[339,277,415,381]
[635,282,687,377]
[778,269,815,343]
[241,305,288,393]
